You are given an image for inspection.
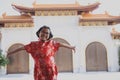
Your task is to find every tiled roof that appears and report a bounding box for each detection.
[0,13,33,23]
[11,2,100,14]
[80,12,120,22]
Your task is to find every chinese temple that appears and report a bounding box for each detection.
[0,1,120,75]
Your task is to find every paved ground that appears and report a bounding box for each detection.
[0,72,120,80]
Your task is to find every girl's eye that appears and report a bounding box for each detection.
[41,31,49,34]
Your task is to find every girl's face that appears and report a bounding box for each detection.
[39,28,50,41]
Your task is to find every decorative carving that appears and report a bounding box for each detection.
[4,23,34,28]
[79,21,108,26]
[111,28,120,39]
[35,10,77,16]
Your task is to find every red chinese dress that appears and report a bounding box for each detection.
[24,39,60,80]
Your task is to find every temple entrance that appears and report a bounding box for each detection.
[7,43,29,74]
[86,42,108,71]
[53,38,73,72]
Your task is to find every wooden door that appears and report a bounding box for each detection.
[53,38,73,72]
[7,43,29,74]
[86,42,108,71]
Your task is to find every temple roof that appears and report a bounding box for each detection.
[80,12,120,23]
[11,2,100,15]
[0,13,33,23]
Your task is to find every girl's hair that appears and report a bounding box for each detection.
[36,25,53,40]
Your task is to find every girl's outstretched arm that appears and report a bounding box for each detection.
[7,46,25,56]
[59,43,76,53]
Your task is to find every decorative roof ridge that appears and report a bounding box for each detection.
[11,3,30,8]
[81,12,115,18]
[0,14,32,19]
[11,3,34,13]
[32,3,80,7]
[0,17,33,23]
[31,2,100,8]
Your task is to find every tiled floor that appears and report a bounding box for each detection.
[0,72,120,80]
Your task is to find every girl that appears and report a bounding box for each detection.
[7,25,75,80]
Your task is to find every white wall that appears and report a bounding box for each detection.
[0,16,119,74]
[78,26,119,72]
[1,27,34,74]
[34,16,81,72]
[34,16,119,72]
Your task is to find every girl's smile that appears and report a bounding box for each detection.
[39,28,50,41]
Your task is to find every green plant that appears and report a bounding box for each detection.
[0,49,9,67]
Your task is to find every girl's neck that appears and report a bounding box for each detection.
[39,38,48,42]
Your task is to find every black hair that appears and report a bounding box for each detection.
[36,25,53,40]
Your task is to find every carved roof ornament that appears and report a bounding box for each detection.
[32,0,36,6]
[104,11,109,15]
[75,0,79,5]
[2,12,7,18]
[111,27,120,39]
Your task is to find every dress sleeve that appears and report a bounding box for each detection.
[52,40,60,53]
[24,42,34,54]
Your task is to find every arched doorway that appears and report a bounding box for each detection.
[53,38,73,72]
[7,43,29,74]
[86,42,108,71]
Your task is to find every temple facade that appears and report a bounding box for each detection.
[0,1,120,75]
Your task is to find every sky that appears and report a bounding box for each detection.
[0,0,120,16]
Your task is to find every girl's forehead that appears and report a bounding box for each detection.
[41,28,50,31]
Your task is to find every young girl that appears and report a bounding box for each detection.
[7,25,75,80]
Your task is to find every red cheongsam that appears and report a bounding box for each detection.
[24,39,60,80]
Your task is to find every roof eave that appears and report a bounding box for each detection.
[11,2,100,14]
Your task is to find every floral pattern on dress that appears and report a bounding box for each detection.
[24,39,60,80]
